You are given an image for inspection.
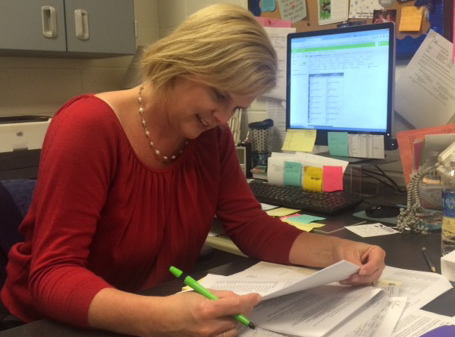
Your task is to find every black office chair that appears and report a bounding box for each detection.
[0,179,36,289]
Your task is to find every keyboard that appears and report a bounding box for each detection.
[248,180,363,215]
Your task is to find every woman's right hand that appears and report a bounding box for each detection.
[146,290,261,337]
[88,287,262,337]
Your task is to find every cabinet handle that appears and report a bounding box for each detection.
[41,6,58,38]
[74,9,89,40]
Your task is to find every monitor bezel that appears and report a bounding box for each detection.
[285,22,396,146]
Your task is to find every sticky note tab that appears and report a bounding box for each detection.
[282,129,316,152]
[284,161,302,187]
[399,6,423,32]
[303,166,323,192]
[328,132,349,157]
[323,166,344,192]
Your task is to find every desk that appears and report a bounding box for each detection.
[208,186,407,258]
[2,192,454,336]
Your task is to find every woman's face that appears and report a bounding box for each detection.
[166,77,257,140]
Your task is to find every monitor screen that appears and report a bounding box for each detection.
[286,23,395,146]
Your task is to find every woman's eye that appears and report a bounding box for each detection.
[213,89,226,101]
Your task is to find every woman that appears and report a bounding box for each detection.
[1,4,385,337]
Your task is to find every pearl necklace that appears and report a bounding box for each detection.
[138,84,188,161]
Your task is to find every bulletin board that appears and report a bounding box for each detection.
[249,0,453,59]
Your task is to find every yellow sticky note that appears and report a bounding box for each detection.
[266,207,300,217]
[282,129,316,152]
[399,6,423,32]
[303,166,323,192]
[284,221,326,232]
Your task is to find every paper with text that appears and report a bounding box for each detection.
[395,30,455,129]
[318,0,348,25]
[199,263,452,337]
[380,266,453,316]
[333,296,406,337]
[251,285,384,337]
[239,326,288,337]
[345,223,400,237]
[391,309,455,337]
[263,27,296,101]
[348,134,385,159]
[201,260,360,300]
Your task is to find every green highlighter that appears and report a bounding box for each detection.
[169,266,256,329]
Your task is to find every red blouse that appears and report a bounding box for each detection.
[1,95,301,327]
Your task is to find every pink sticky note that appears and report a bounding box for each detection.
[256,16,292,27]
[323,166,343,192]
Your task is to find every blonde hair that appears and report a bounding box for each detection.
[140,4,277,99]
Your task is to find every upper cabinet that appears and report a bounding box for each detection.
[0,0,136,57]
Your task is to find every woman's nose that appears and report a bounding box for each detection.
[213,108,236,125]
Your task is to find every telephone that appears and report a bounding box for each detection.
[396,141,455,233]
[437,140,455,176]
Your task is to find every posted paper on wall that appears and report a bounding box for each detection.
[318,0,348,25]
[263,27,296,101]
[395,30,455,129]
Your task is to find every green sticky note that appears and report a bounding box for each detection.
[283,161,302,187]
[262,0,276,12]
[328,132,349,157]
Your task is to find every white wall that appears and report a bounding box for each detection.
[0,0,159,118]
[157,0,248,37]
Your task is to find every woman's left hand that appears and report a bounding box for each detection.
[338,243,386,286]
[289,232,386,286]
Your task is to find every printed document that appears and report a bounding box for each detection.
[391,309,455,337]
[379,266,453,316]
[395,30,455,129]
[202,260,359,300]
[201,261,385,337]
[199,262,453,337]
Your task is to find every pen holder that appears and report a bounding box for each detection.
[248,119,274,169]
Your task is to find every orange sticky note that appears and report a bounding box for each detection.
[303,166,323,192]
[399,6,423,32]
[323,166,344,192]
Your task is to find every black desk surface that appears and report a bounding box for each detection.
[1,188,453,337]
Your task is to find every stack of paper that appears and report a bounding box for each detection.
[199,261,453,337]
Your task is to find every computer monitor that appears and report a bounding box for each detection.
[286,23,395,148]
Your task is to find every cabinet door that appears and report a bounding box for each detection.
[0,0,66,52]
[65,0,136,55]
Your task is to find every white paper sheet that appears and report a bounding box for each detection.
[395,30,455,129]
[348,134,385,159]
[333,296,407,337]
[277,0,307,23]
[391,309,455,337]
[379,266,453,316]
[239,326,288,337]
[201,260,359,300]
[345,223,400,237]
[251,285,384,337]
[349,0,384,19]
[318,0,349,25]
[263,27,296,101]
[197,263,452,337]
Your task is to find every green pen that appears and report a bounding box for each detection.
[169,266,256,330]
